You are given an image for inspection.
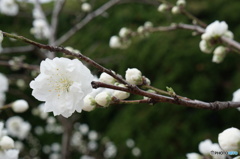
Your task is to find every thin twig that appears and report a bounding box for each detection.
[0,60,39,70]
[1,46,35,54]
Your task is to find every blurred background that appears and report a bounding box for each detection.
[1,0,240,158]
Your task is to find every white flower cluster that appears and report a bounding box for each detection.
[0,72,8,107]
[200,21,234,63]
[42,142,61,159]
[30,5,50,39]
[30,57,94,118]
[125,139,141,157]
[0,0,19,16]
[187,139,226,159]
[0,122,19,159]
[6,116,31,140]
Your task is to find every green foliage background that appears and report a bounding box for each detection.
[1,0,240,158]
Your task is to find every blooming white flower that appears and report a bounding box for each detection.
[109,36,122,49]
[218,127,240,152]
[125,68,143,85]
[95,92,112,107]
[186,153,202,159]
[198,139,213,155]
[30,19,50,39]
[30,57,94,118]
[6,116,31,140]
[81,3,91,12]
[99,72,116,85]
[212,46,226,63]
[0,0,19,16]
[205,21,228,38]
[0,149,19,159]
[0,136,14,149]
[12,99,29,113]
[82,95,96,112]
[158,4,168,12]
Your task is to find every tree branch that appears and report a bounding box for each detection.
[54,0,121,45]
[1,46,35,54]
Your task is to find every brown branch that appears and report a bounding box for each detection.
[92,81,240,110]
[54,0,121,45]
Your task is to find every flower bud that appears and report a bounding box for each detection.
[186,153,202,159]
[223,30,234,39]
[144,21,153,29]
[137,26,144,34]
[201,32,212,41]
[82,95,96,112]
[109,36,122,49]
[176,0,186,7]
[113,84,130,100]
[158,4,168,12]
[199,40,213,54]
[0,136,14,150]
[81,3,91,12]
[218,127,240,152]
[212,46,226,63]
[99,72,116,85]
[95,92,112,107]
[233,89,240,102]
[119,27,130,38]
[198,139,213,155]
[171,6,180,14]
[0,30,3,44]
[12,99,29,113]
[125,68,143,85]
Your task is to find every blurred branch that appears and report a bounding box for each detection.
[0,60,39,70]
[92,81,240,110]
[54,0,121,45]
[50,0,66,44]
[1,46,34,54]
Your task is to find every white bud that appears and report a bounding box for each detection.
[186,153,202,159]
[0,30,3,43]
[81,3,91,12]
[223,30,234,39]
[144,21,153,29]
[199,40,213,54]
[132,147,141,157]
[176,0,186,7]
[82,95,96,112]
[119,27,130,38]
[198,139,213,155]
[12,99,29,113]
[137,26,144,34]
[99,72,116,84]
[212,46,226,63]
[125,68,143,85]
[113,84,130,100]
[95,92,112,107]
[171,6,180,14]
[233,89,240,102]
[158,4,168,12]
[0,136,14,150]
[218,127,240,152]
[109,36,122,49]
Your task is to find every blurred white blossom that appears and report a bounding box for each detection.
[0,0,19,16]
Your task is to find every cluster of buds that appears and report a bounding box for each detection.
[158,0,186,14]
[200,21,234,63]
[109,27,132,49]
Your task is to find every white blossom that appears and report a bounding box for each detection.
[186,153,202,159]
[119,27,130,38]
[198,139,213,155]
[12,99,29,113]
[223,31,234,39]
[0,0,19,16]
[176,0,186,7]
[79,124,89,135]
[199,40,213,54]
[218,127,240,152]
[125,68,143,85]
[232,89,240,102]
[30,19,50,39]
[99,72,116,85]
[132,147,141,157]
[126,139,135,148]
[0,149,19,159]
[171,6,180,14]
[0,136,14,150]
[88,130,98,141]
[6,116,31,140]
[95,92,112,107]
[30,57,94,118]
[81,3,92,12]
[205,21,228,38]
